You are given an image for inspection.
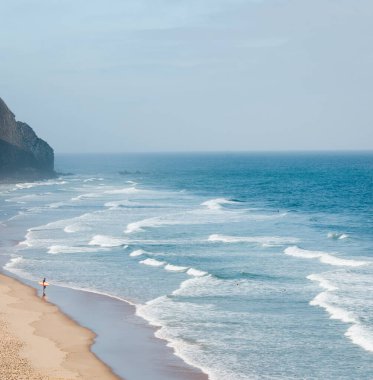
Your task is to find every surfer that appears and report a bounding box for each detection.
[42,277,47,295]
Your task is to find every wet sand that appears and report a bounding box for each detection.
[0,272,209,380]
[0,273,118,379]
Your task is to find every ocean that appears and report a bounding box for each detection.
[1,152,372,379]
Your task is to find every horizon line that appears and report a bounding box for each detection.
[55,149,373,155]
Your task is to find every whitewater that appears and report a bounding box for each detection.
[0,152,372,379]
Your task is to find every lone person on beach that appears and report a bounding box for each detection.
[42,278,47,295]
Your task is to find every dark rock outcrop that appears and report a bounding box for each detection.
[0,97,55,181]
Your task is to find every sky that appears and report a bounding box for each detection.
[1,0,372,153]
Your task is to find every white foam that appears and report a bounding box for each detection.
[309,291,357,324]
[186,268,208,277]
[18,229,42,248]
[164,264,188,272]
[338,234,349,240]
[284,246,366,267]
[209,234,299,246]
[307,273,338,292]
[4,256,25,269]
[140,258,165,267]
[345,324,373,352]
[125,207,283,235]
[201,198,236,210]
[15,183,35,189]
[125,217,166,234]
[3,255,37,280]
[83,177,104,182]
[48,245,106,254]
[64,223,88,233]
[328,232,349,240]
[104,200,133,208]
[105,187,140,195]
[135,295,229,380]
[88,234,128,247]
[48,201,66,209]
[15,180,67,190]
[307,272,373,353]
[124,212,194,234]
[71,193,99,201]
[130,249,147,257]
[125,221,144,234]
[6,193,39,203]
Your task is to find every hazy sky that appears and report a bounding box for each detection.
[1,0,372,152]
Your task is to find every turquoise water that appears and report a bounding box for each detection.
[1,153,372,379]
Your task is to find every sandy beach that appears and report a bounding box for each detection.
[0,273,118,380]
[0,271,209,380]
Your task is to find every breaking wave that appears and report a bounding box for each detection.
[209,234,299,246]
[3,256,34,280]
[15,180,67,190]
[309,291,356,324]
[345,325,373,353]
[164,264,189,272]
[140,258,166,267]
[201,198,238,210]
[104,187,141,195]
[284,246,367,267]
[48,245,107,254]
[129,249,147,257]
[186,268,208,277]
[328,232,349,240]
[89,235,128,247]
[308,272,373,353]
[124,216,173,234]
[64,223,89,233]
[71,193,100,201]
[4,256,25,269]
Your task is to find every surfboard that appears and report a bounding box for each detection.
[38,282,50,286]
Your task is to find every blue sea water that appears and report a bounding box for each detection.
[1,152,372,379]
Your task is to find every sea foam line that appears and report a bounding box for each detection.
[135,295,213,379]
[140,258,166,267]
[327,232,349,240]
[130,249,207,277]
[124,215,181,234]
[284,246,367,267]
[201,198,238,210]
[138,258,205,276]
[3,256,35,281]
[4,256,25,269]
[308,273,373,353]
[164,264,189,272]
[71,193,101,201]
[14,180,67,190]
[48,245,109,254]
[89,234,129,248]
[209,234,299,246]
[309,291,356,324]
[104,186,141,195]
[129,249,147,257]
[64,223,89,233]
[345,325,373,353]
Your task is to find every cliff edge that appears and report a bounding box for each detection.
[0,97,55,181]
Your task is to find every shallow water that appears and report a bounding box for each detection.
[1,152,372,379]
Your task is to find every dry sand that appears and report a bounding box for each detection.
[0,274,119,380]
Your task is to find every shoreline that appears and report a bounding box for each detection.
[0,270,209,380]
[0,272,118,379]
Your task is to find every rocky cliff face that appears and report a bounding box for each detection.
[0,97,55,180]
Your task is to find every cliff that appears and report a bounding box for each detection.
[0,97,55,181]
